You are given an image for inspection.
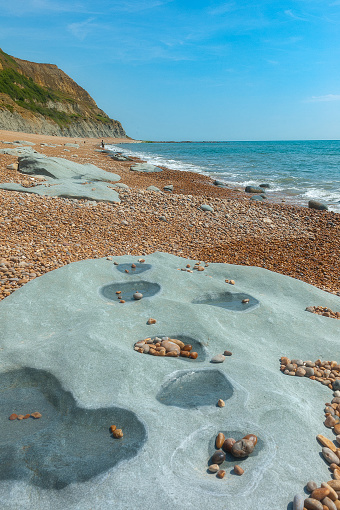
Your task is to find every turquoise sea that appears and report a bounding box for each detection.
[107,140,340,213]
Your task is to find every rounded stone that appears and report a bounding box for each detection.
[306,481,318,493]
[234,465,244,476]
[161,340,181,354]
[216,433,225,449]
[293,494,305,510]
[208,464,220,473]
[211,450,226,465]
[222,438,236,453]
[325,415,338,428]
[304,367,315,377]
[296,367,306,377]
[216,470,226,479]
[224,350,232,356]
[311,487,330,500]
[333,381,340,391]
[31,412,42,419]
[304,498,324,510]
[322,447,340,465]
[243,434,258,446]
[211,354,226,363]
[322,497,337,510]
[9,413,18,420]
[133,292,143,300]
[334,424,340,435]
[231,439,255,458]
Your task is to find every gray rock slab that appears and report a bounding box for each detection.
[13,140,36,146]
[17,153,120,182]
[0,147,37,156]
[0,153,121,203]
[130,163,162,172]
[64,143,79,148]
[0,180,120,203]
[147,185,161,192]
[0,252,339,509]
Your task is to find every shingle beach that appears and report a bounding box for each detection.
[0,130,339,300]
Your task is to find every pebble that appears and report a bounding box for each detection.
[325,416,338,428]
[23,414,30,419]
[110,425,116,432]
[9,413,18,420]
[334,424,340,435]
[31,412,42,419]
[223,438,236,453]
[112,428,123,439]
[243,433,258,446]
[133,292,143,300]
[147,318,156,325]
[311,487,330,500]
[336,435,340,445]
[334,391,340,397]
[234,465,244,476]
[224,350,232,356]
[322,447,340,465]
[322,497,337,510]
[17,415,24,420]
[242,298,249,303]
[208,464,220,473]
[231,438,255,458]
[296,367,306,377]
[321,483,338,501]
[317,434,337,452]
[216,432,225,449]
[216,470,226,479]
[211,450,226,465]
[307,481,318,492]
[304,498,324,510]
[304,367,315,377]
[161,340,181,354]
[293,494,305,510]
[211,354,225,363]
[217,399,225,407]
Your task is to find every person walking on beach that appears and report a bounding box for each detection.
[101,140,104,148]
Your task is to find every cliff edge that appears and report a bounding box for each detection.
[0,49,127,138]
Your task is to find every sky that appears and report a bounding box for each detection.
[0,0,340,141]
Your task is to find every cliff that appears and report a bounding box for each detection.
[0,49,127,138]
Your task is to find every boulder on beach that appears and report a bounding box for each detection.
[0,251,338,509]
[130,163,163,172]
[0,152,121,203]
[245,186,263,193]
[308,200,328,211]
[147,185,161,192]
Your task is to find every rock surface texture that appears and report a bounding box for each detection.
[0,252,339,509]
[0,152,121,202]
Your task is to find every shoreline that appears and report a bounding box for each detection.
[108,140,340,214]
[0,129,339,300]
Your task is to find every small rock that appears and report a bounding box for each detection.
[211,354,226,363]
[31,412,42,419]
[306,481,318,493]
[231,439,255,458]
[147,318,156,325]
[161,340,181,354]
[9,413,18,420]
[234,465,244,476]
[322,447,340,465]
[334,391,340,397]
[304,367,315,377]
[211,450,226,465]
[112,428,123,439]
[224,350,232,356]
[216,470,225,479]
[325,415,338,428]
[311,488,330,500]
[217,399,225,407]
[216,433,225,449]
[333,380,340,391]
[296,367,306,377]
[109,425,116,433]
[304,498,324,510]
[321,497,337,510]
[243,434,258,446]
[17,415,24,420]
[200,204,214,212]
[242,298,249,304]
[293,494,305,510]
[133,292,143,300]
[208,464,220,473]
[222,438,236,453]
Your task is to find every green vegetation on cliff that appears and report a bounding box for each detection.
[0,48,126,135]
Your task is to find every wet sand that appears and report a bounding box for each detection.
[0,130,339,301]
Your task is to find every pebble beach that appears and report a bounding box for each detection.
[0,129,339,302]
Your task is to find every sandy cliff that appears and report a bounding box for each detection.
[0,49,127,138]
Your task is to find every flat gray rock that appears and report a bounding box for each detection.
[64,143,79,148]
[13,140,36,146]
[130,163,162,172]
[0,147,37,156]
[0,252,339,509]
[0,153,121,203]
[147,185,161,192]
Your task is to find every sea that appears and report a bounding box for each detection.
[106,140,340,213]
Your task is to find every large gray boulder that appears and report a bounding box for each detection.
[0,153,121,203]
[0,252,338,509]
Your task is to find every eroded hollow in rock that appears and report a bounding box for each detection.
[156,369,233,408]
[192,291,259,312]
[207,430,264,470]
[116,263,152,275]
[100,281,161,302]
[0,368,147,490]
[149,335,206,362]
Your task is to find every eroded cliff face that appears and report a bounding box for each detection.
[0,49,127,138]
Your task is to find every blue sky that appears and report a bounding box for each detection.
[0,0,339,140]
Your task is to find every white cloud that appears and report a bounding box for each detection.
[67,18,97,40]
[208,2,236,16]
[305,94,340,102]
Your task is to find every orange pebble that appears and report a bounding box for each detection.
[31,412,42,419]
[190,352,198,359]
[110,425,117,433]
[9,414,18,420]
